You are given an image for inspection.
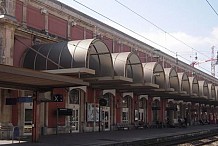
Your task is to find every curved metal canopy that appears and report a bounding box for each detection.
[189,77,199,97]
[164,68,179,92]
[198,81,209,99]
[22,39,114,77]
[111,52,143,83]
[142,62,165,89]
[177,72,190,95]
[208,83,216,100]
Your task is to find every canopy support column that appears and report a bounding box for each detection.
[32,91,40,142]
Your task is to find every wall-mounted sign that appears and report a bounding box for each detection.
[17,97,33,103]
[6,98,17,105]
[87,103,99,122]
[57,108,72,116]
[52,94,63,102]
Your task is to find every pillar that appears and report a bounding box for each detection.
[0,0,16,65]
[32,91,40,142]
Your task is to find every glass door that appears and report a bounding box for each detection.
[101,107,110,131]
[122,108,129,123]
[70,108,79,133]
[24,108,32,135]
[139,109,144,122]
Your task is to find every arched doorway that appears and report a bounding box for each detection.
[122,95,132,124]
[177,101,184,119]
[152,99,160,124]
[138,97,148,124]
[101,93,115,131]
[166,100,176,125]
[201,105,208,123]
[67,88,86,133]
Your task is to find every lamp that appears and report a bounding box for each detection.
[40,8,47,14]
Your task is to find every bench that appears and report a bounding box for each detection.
[134,122,148,129]
[115,123,130,130]
[0,124,29,143]
[0,124,14,140]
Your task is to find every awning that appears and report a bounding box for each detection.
[22,39,114,77]
[142,62,166,90]
[86,52,145,91]
[111,52,143,83]
[87,52,160,91]
[0,64,88,91]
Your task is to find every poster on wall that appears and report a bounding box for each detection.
[87,103,99,122]
[134,110,139,121]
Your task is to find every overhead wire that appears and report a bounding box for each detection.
[71,1,175,54]
[71,0,195,64]
[205,0,218,17]
[71,0,214,76]
[114,0,211,59]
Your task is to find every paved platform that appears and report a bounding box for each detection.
[1,125,218,146]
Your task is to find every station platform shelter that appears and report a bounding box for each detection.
[0,0,218,142]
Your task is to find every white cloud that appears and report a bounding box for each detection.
[103,20,218,76]
[212,27,218,39]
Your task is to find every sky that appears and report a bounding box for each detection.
[58,0,218,77]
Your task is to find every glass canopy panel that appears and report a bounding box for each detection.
[47,43,62,70]
[178,73,190,95]
[23,47,37,69]
[209,84,216,100]
[112,52,143,83]
[112,53,126,77]
[192,78,199,95]
[126,60,133,79]
[169,69,179,91]
[35,47,49,70]
[129,54,143,83]
[203,82,209,97]
[60,44,72,68]
[99,53,113,76]
[154,64,165,89]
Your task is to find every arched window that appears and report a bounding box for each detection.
[69,89,80,104]
[122,97,128,108]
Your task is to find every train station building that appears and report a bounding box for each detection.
[0,0,218,142]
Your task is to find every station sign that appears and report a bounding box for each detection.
[17,97,33,102]
[6,96,33,105]
[52,94,63,102]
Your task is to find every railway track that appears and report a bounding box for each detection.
[132,128,218,146]
[178,135,218,146]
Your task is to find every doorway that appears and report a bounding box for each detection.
[68,89,80,133]
[69,108,79,132]
[101,106,110,131]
